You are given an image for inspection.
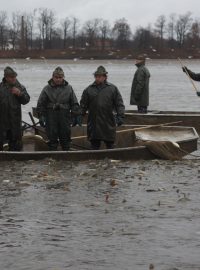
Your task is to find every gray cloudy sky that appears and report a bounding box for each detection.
[1,0,200,30]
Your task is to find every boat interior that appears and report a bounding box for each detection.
[13,125,198,152]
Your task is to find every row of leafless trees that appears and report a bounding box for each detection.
[0,9,199,51]
[134,12,199,50]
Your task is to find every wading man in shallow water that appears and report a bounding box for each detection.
[130,55,150,113]
[37,67,80,151]
[0,67,30,151]
[80,66,125,150]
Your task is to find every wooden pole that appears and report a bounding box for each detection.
[71,121,182,139]
[28,112,39,135]
[116,121,182,133]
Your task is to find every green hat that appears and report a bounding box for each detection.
[136,54,146,61]
[94,66,108,76]
[53,66,64,77]
[4,66,17,77]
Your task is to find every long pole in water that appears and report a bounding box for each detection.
[177,57,199,93]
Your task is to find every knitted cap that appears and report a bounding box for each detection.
[94,66,108,76]
[4,66,17,77]
[53,66,64,77]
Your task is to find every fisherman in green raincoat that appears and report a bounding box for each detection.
[80,66,125,150]
[0,66,30,151]
[130,55,150,113]
[37,67,80,151]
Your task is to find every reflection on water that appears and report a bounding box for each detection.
[0,59,200,122]
[0,159,200,270]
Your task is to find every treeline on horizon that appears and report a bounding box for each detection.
[0,9,199,53]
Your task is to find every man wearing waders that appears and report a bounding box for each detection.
[130,55,150,113]
[80,66,125,150]
[0,67,30,151]
[37,67,80,151]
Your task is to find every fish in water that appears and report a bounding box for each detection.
[149,263,154,270]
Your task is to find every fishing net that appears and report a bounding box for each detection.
[136,140,184,160]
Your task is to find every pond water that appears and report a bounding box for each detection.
[0,59,200,270]
[0,58,200,122]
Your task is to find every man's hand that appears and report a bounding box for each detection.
[39,116,46,128]
[182,66,189,73]
[71,115,82,127]
[115,115,124,126]
[11,87,21,96]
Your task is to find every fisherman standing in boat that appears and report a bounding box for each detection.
[130,55,150,113]
[80,66,125,150]
[37,67,80,151]
[0,66,30,151]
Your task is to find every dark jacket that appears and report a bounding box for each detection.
[0,78,30,141]
[37,79,80,117]
[80,81,125,141]
[37,79,80,143]
[186,69,200,81]
[130,63,150,106]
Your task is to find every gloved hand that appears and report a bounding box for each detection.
[115,115,124,126]
[71,115,82,127]
[39,116,46,128]
[182,66,189,73]
[196,91,200,97]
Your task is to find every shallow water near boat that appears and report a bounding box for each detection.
[0,158,200,270]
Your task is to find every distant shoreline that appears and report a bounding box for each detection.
[0,49,199,60]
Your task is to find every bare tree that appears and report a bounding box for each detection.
[71,17,79,49]
[83,18,100,48]
[25,10,37,49]
[175,12,192,48]
[9,12,22,49]
[0,11,8,50]
[113,18,132,48]
[37,8,56,49]
[133,25,154,49]
[188,20,200,48]
[154,15,166,48]
[61,17,71,49]
[167,13,177,48]
[99,19,111,50]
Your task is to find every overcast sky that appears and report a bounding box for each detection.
[1,0,200,30]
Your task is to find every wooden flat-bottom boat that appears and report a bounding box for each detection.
[0,125,198,161]
[125,110,200,135]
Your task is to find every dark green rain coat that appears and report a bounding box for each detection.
[130,63,150,106]
[0,78,30,144]
[37,79,80,149]
[186,68,200,81]
[80,81,125,142]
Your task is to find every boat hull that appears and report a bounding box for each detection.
[125,111,200,134]
[0,125,198,161]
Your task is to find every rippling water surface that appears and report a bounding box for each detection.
[0,159,200,270]
[0,58,200,121]
[0,59,200,270]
